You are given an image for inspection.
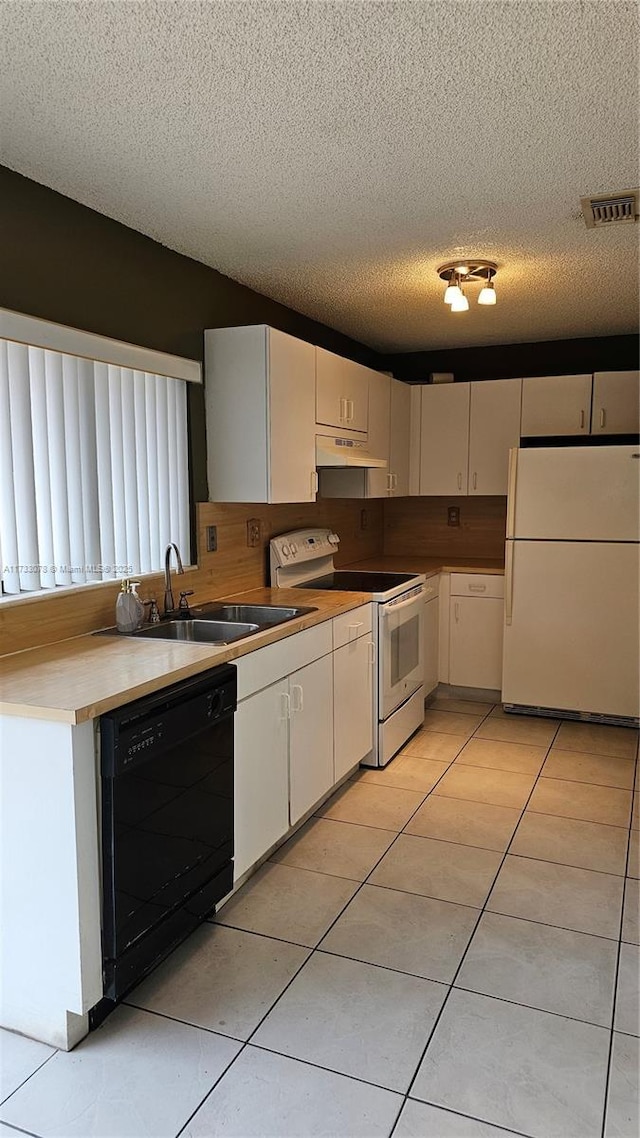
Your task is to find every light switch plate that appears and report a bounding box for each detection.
[206,525,217,552]
[247,518,261,547]
[447,506,460,527]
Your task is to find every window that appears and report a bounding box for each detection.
[0,311,201,597]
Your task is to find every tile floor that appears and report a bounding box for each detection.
[1,698,639,1137]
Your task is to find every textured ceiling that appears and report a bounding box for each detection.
[2,0,639,352]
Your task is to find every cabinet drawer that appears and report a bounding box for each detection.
[450,573,504,599]
[236,622,332,700]
[333,603,373,650]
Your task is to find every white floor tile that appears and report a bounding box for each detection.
[270,816,395,880]
[369,834,502,908]
[0,1006,240,1138]
[183,1045,402,1137]
[411,988,610,1138]
[487,854,624,940]
[614,942,640,1036]
[127,924,309,1040]
[0,1030,55,1104]
[605,1032,639,1138]
[395,1099,515,1137]
[253,951,446,1093]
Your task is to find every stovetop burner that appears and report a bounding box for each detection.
[299,570,419,593]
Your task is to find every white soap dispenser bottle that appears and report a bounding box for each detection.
[115,579,145,633]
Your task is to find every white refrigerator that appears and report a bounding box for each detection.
[502,444,640,723]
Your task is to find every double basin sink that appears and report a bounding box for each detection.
[131,602,317,645]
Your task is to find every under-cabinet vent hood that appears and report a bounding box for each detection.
[315,434,387,468]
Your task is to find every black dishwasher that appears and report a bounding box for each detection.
[97,663,236,1010]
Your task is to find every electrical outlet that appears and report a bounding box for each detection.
[246,518,261,547]
[360,508,368,530]
[447,506,460,527]
[206,525,217,552]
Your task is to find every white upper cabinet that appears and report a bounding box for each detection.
[591,371,639,434]
[469,379,522,495]
[205,325,316,503]
[364,370,391,498]
[389,378,412,496]
[420,382,470,495]
[520,374,592,436]
[316,347,369,432]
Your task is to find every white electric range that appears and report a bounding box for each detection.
[270,528,426,766]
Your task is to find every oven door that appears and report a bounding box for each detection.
[380,586,425,719]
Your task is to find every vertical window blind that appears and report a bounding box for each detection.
[0,339,191,595]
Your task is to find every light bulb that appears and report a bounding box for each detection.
[478,281,497,305]
[450,290,469,312]
[444,281,462,305]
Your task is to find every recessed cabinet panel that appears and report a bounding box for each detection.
[521,375,592,436]
[420,382,470,495]
[592,371,640,434]
[469,379,522,495]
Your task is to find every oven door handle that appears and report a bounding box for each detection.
[381,589,424,616]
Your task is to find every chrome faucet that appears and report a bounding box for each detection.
[164,543,185,616]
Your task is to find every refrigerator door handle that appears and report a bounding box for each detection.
[505,541,514,626]
[506,447,518,539]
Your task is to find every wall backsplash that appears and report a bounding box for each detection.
[0,498,384,655]
[384,496,507,560]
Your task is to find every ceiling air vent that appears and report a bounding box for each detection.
[581,189,639,229]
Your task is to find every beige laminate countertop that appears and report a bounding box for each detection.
[0,587,371,725]
[345,556,505,576]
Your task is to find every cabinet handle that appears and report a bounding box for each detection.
[347,398,354,422]
[454,602,460,623]
[348,621,364,640]
[280,692,291,721]
[387,471,393,493]
[291,684,304,713]
[339,397,347,422]
[392,472,398,490]
[472,472,477,490]
[580,409,585,429]
[368,640,376,664]
[600,408,606,429]
[457,472,462,490]
[310,469,318,496]
[468,583,486,592]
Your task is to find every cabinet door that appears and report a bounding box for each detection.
[423,594,439,696]
[469,379,522,495]
[341,360,370,432]
[234,681,290,881]
[449,596,504,690]
[420,383,470,495]
[390,379,411,496]
[521,375,592,436]
[316,347,368,431]
[268,329,317,502]
[592,371,640,435]
[289,655,334,825]
[365,371,391,498]
[333,634,374,780]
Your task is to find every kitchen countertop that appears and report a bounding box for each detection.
[345,556,505,576]
[0,587,371,725]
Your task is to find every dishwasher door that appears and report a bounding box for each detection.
[99,663,236,1003]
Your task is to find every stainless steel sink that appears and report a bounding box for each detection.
[195,603,316,626]
[132,619,259,644]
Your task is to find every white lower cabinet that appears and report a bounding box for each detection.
[234,680,290,881]
[333,634,374,780]
[289,655,334,825]
[423,577,439,696]
[233,613,374,882]
[449,574,505,690]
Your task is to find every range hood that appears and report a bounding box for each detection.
[316,434,387,468]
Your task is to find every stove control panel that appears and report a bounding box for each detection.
[270,528,339,567]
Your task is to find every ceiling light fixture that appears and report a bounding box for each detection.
[438,260,498,311]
